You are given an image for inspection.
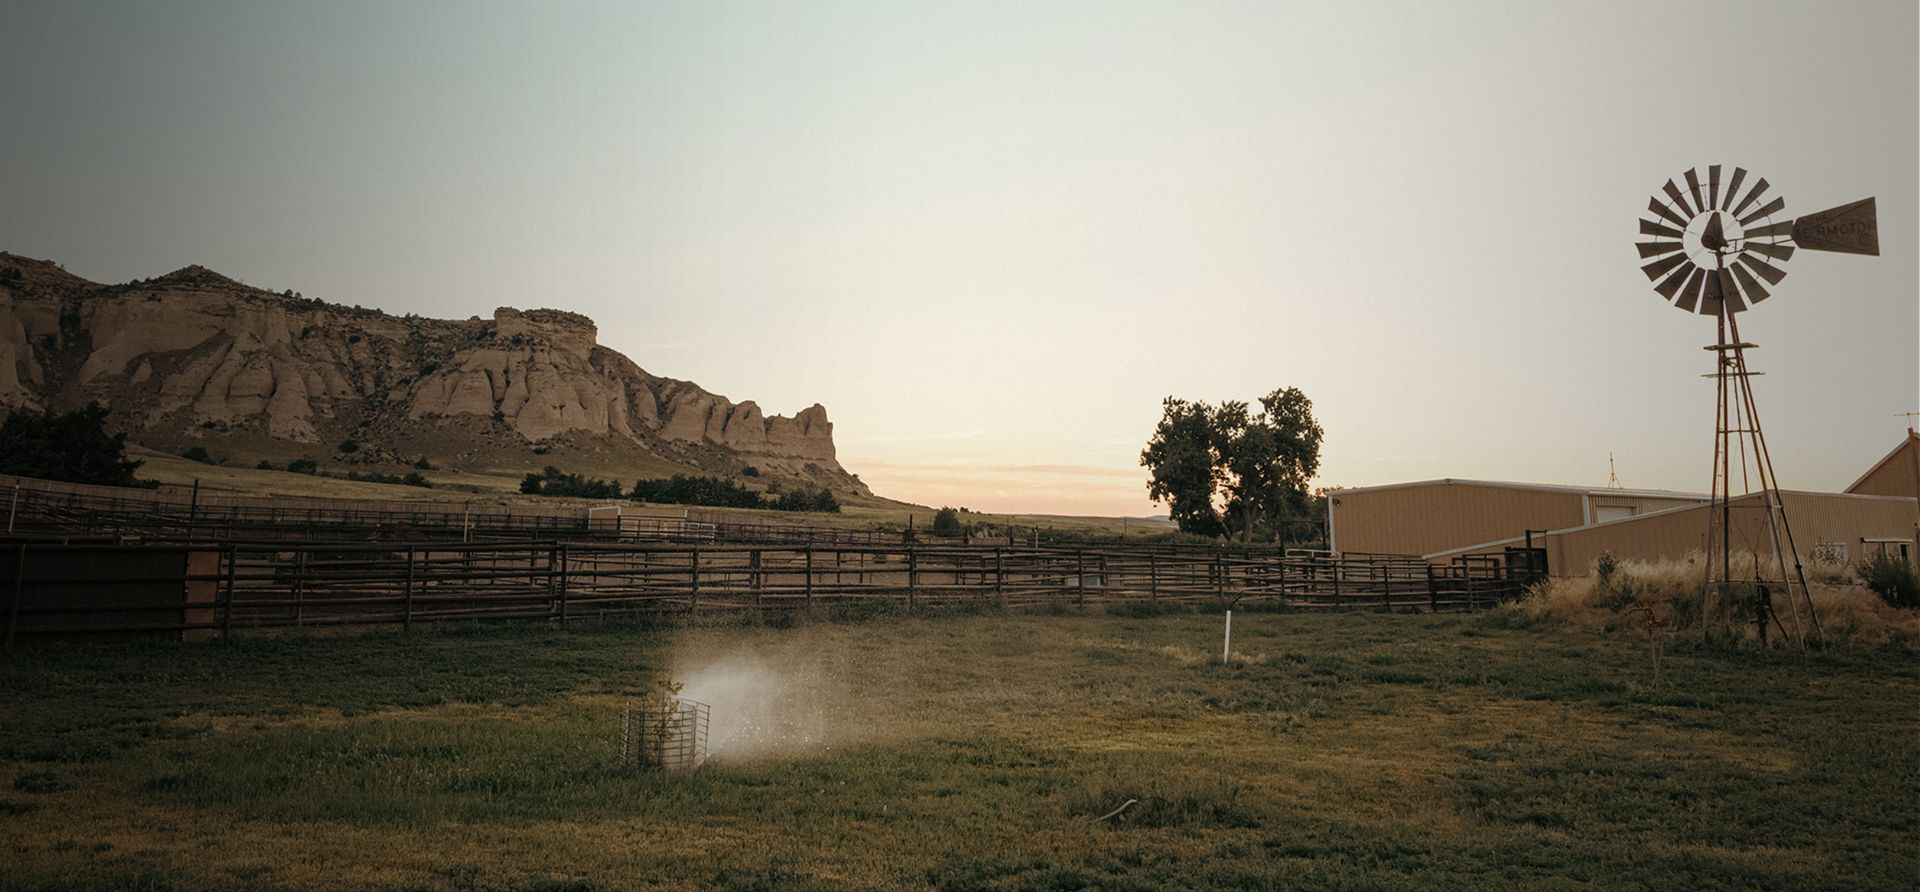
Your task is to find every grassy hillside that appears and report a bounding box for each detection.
[2,609,1913,890]
[129,444,1178,539]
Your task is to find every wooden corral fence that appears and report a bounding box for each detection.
[3,541,1535,641]
[0,473,1326,553]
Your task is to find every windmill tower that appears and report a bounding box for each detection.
[1636,166,1878,646]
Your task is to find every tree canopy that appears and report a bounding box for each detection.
[0,403,145,487]
[1140,388,1323,542]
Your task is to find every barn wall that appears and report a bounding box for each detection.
[1331,483,1585,556]
[1444,491,1918,574]
[1847,433,1920,499]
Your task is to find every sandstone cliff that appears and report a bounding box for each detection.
[0,252,869,495]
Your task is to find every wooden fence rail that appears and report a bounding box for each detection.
[3,540,1535,641]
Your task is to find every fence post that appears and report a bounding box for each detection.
[1332,559,1342,609]
[689,547,701,614]
[1214,552,1225,604]
[994,546,1004,604]
[221,545,237,640]
[5,544,24,648]
[293,548,307,625]
[558,544,570,627]
[804,546,814,609]
[1149,552,1159,601]
[750,549,762,611]
[1379,564,1391,612]
[1076,550,1086,607]
[403,546,416,635]
[907,545,917,610]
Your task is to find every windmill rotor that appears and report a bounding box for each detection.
[1635,165,1878,316]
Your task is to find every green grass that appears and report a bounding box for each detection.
[2,609,1915,890]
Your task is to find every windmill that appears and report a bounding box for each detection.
[1636,166,1878,646]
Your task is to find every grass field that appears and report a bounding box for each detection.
[3,608,1915,891]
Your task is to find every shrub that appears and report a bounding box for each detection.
[342,470,431,488]
[255,460,276,470]
[337,439,359,454]
[1857,552,1920,609]
[412,456,433,470]
[741,466,759,477]
[286,457,319,475]
[932,507,963,535]
[520,466,621,499]
[629,474,764,509]
[181,447,213,464]
[0,403,145,486]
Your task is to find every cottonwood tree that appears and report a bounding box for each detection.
[1140,388,1323,543]
[0,402,145,487]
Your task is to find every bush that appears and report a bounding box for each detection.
[630,474,764,509]
[413,456,433,470]
[932,507,962,535]
[255,460,276,470]
[342,470,431,489]
[286,457,319,475]
[181,447,213,464]
[0,403,145,486]
[337,439,360,454]
[1857,552,1920,609]
[519,466,621,499]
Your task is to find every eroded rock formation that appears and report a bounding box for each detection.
[0,252,866,493]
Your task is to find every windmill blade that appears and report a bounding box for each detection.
[1676,267,1706,312]
[1723,167,1748,213]
[1743,220,1794,239]
[1639,218,1684,239]
[1738,254,1788,285]
[1730,177,1769,217]
[1684,168,1705,211]
[1707,165,1722,209]
[1655,262,1695,300]
[1701,264,1727,309]
[1746,240,1795,262]
[1731,263,1771,304]
[1642,252,1689,280]
[1790,197,1879,255]
[1663,180,1696,217]
[1648,196,1689,228]
[1716,268,1745,313]
[1739,196,1786,226]
[1637,240,1684,259]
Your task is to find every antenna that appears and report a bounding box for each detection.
[1638,166,1878,648]
[1607,452,1621,489]
[1898,411,1919,434]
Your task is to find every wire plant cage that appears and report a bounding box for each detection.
[621,698,709,773]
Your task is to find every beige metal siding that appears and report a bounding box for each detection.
[1449,492,1919,574]
[1332,483,1585,556]
[1848,434,1920,499]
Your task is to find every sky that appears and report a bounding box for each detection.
[3,0,1915,517]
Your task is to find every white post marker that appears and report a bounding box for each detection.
[1222,609,1232,664]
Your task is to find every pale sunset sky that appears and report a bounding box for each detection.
[3,1,1915,516]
